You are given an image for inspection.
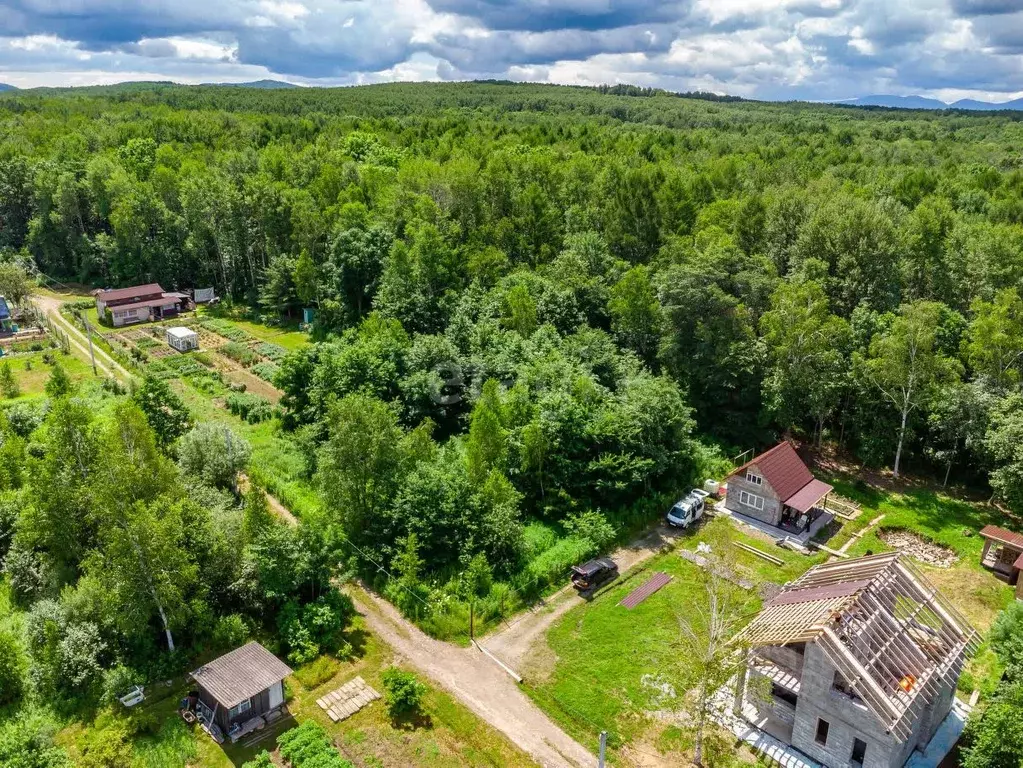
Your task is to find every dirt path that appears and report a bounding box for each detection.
[237,473,299,526]
[32,294,134,383]
[245,469,591,767]
[483,523,686,671]
[350,586,596,768]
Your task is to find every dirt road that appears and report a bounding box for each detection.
[31,293,134,383]
[351,587,596,768]
[483,523,686,671]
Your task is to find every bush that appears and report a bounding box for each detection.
[277,721,352,768]
[0,707,72,767]
[563,509,617,552]
[277,590,355,666]
[293,656,341,690]
[382,667,427,718]
[211,614,248,651]
[226,392,275,423]
[0,628,24,705]
[221,342,259,367]
[177,423,251,490]
[242,752,275,768]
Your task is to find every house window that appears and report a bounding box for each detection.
[745,471,763,486]
[832,671,862,702]
[739,491,765,511]
[771,683,798,707]
[815,718,830,746]
[851,738,867,766]
[228,699,251,719]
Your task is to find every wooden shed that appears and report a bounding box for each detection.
[188,642,292,743]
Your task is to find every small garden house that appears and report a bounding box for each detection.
[166,326,199,352]
[979,525,1023,598]
[724,442,834,537]
[187,641,292,743]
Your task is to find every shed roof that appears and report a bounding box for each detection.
[741,552,979,740]
[190,642,292,709]
[731,442,815,502]
[979,525,1023,551]
[785,478,834,514]
[166,326,198,340]
[96,283,165,302]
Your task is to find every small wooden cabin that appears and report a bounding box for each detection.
[979,525,1023,599]
[189,642,292,742]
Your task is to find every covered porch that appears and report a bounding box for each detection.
[979,525,1023,583]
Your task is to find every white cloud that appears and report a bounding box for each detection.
[1,0,1023,100]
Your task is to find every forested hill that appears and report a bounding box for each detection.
[2,80,1023,526]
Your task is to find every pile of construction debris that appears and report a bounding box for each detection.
[878,529,957,568]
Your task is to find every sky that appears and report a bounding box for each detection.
[2,0,1023,102]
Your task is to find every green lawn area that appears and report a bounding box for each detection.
[196,307,310,351]
[0,349,97,400]
[525,544,762,766]
[55,613,533,768]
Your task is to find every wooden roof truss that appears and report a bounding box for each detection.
[742,553,980,740]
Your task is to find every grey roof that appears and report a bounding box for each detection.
[190,642,293,708]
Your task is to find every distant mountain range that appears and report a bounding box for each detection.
[837,94,1023,111]
[0,84,17,92]
[202,79,298,89]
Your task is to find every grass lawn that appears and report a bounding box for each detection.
[279,615,534,768]
[682,515,827,584]
[196,307,310,351]
[0,350,97,399]
[525,545,762,766]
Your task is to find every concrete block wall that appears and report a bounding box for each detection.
[789,644,901,768]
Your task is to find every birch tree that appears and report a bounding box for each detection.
[859,301,961,477]
[673,561,752,766]
[92,402,191,651]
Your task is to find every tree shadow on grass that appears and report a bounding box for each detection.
[388,708,434,732]
[342,627,370,660]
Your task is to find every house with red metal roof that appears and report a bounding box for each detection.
[94,283,191,327]
[724,442,834,537]
[979,525,1023,599]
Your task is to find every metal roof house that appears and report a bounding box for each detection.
[94,284,191,328]
[979,525,1023,599]
[733,553,979,768]
[188,642,292,743]
[724,442,835,538]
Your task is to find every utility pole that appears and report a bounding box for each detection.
[80,313,98,375]
[598,731,606,768]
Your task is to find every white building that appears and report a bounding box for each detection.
[166,326,199,352]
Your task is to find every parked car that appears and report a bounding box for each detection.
[570,558,619,592]
[666,488,710,528]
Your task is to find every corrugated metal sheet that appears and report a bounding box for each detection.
[619,572,672,609]
[979,524,1023,551]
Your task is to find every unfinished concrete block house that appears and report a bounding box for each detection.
[724,442,835,537]
[734,553,979,768]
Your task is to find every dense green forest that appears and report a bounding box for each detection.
[3,81,1023,761]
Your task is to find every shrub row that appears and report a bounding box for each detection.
[198,319,252,343]
[251,361,279,383]
[220,341,259,367]
[225,392,275,423]
[255,342,288,362]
